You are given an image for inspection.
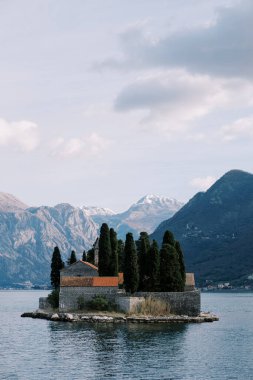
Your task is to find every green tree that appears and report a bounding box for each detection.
[175,241,186,290]
[137,232,150,291]
[86,248,94,264]
[67,250,77,265]
[162,230,175,246]
[98,223,112,276]
[148,240,160,291]
[50,246,64,289]
[123,233,139,293]
[117,239,125,272]
[82,250,87,261]
[110,228,118,276]
[160,243,182,292]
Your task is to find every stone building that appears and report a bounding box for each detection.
[59,260,121,311]
[56,259,200,315]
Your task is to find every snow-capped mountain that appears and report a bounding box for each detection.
[0,192,183,285]
[109,195,184,236]
[82,206,115,217]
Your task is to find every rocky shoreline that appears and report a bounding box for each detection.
[21,310,219,323]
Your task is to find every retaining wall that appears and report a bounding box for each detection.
[134,291,200,316]
[59,286,118,311]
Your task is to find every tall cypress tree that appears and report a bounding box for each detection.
[137,232,150,291]
[160,243,182,292]
[123,233,139,293]
[148,240,160,291]
[86,248,94,264]
[82,250,87,261]
[175,241,186,290]
[117,239,125,272]
[67,250,77,265]
[50,246,64,289]
[162,230,175,246]
[98,223,111,276]
[110,228,118,276]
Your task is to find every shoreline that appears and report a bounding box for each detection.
[21,310,219,323]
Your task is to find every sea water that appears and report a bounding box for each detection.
[0,291,253,380]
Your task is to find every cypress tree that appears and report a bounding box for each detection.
[175,241,186,291]
[137,232,150,291]
[86,248,94,264]
[98,223,112,276]
[162,230,175,246]
[50,246,64,289]
[82,250,87,262]
[160,243,182,292]
[110,228,118,276]
[67,250,77,265]
[149,240,160,291]
[117,239,125,272]
[123,233,139,293]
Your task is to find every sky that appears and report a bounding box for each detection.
[0,0,252,212]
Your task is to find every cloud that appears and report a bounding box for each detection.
[50,133,112,158]
[190,176,216,191]
[97,1,253,80]
[0,118,39,152]
[219,116,253,141]
[114,69,253,136]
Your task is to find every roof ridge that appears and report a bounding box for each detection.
[80,260,98,271]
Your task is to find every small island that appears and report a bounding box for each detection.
[22,225,218,323]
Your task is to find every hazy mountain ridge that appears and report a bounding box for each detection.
[90,195,184,237]
[151,170,253,285]
[0,193,182,285]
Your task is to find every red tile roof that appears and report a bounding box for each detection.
[61,276,119,287]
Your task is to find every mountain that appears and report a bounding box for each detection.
[0,192,28,212]
[0,203,98,286]
[90,195,183,238]
[151,170,253,285]
[0,193,182,286]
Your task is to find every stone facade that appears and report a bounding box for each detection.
[59,286,118,311]
[132,291,200,316]
[60,260,98,278]
[39,297,51,310]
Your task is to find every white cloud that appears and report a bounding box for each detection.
[219,116,253,141]
[0,118,39,152]
[50,133,112,158]
[190,176,216,191]
[97,1,253,80]
[114,69,253,137]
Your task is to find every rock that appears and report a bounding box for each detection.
[91,316,114,322]
[51,313,59,321]
[65,313,74,321]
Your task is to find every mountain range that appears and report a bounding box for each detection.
[151,170,253,286]
[0,193,182,286]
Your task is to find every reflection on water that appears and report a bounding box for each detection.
[0,291,253,379]
[48,322,188,379]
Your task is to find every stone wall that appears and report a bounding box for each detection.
[116,296,145,313]
[59,286,118,311]
[133,291,200,316]
[39,297,51,310]
[42,289,200,316]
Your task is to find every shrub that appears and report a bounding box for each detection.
[47,289,60,308]
[77,296,85,310]
[87,295,115,311]
[133,296,170,316]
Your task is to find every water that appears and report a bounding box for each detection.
[0,291,253,380]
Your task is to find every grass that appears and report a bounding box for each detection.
[130,296,171,316]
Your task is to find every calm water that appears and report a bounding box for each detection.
[0,291,253,379]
